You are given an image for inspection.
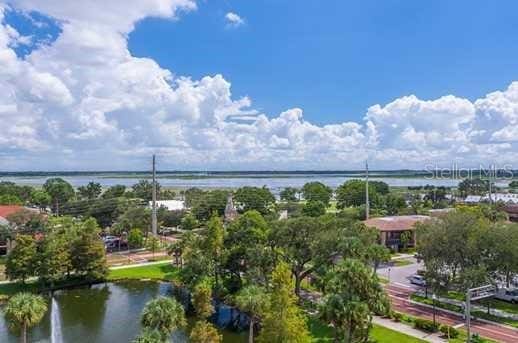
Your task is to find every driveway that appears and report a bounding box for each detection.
[377,257,423,290]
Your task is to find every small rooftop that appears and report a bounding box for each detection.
[364,215,430,232]
[0,205,24,219]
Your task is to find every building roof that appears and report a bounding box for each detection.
[0,205,24,220]
[364,215,430,232]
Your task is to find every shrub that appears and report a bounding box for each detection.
[413,318,439,332]
[391,312,403,322]
[439,324,459,338]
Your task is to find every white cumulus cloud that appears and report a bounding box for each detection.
[1,1,518,171]
[225,12,244,28]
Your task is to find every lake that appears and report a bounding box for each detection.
[0,172,463,194]
[0,281,248,343]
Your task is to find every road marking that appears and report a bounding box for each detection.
[394,282,413,289]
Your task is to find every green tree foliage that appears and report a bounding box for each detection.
[235,285,268,343]
[336,179,376,209]
[320,259,389,343]
[225,211,274,289]
[379,193,406,215]
[102,184,126,199]
[257,262,311,343]
[366,244,390,274]
[184,187,205,208]
[178,232,213,288]
[140,296,186,341]
[133,328,163,343]
[113,205,151,235]
[400,230,412,250]
[370,181,390,195]
[280,187,299,202]
[509,180,518,189]
[6,209,46,233]
[128,228,144,249]
[417,211,493,290]
[180,213,198,230]
[234,186,276,215]
[301,182,332,206]
[189,320,222,343]
[159,189,176,200]
[61,197,132,228]
[301,200,326,217]
[6,235,37,283]
[203,215,225,290]
[43,178,75,214]
[30,190,51,211]
[146,236,162,260]
[157,208,185,227]
[37,233,72,285]
[458,178,489,197]
[489,223,518,287]
[192,279,214,319]
[77,182,102,200]
[0,194,23,205]
[70,218,108,280]
[4,293,47,343]
[0,182,34,203]
[132,180,160,201]
[191,190,228,222]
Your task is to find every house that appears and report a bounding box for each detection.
[149,200,186,211]
[0,205,25,255]
[0,205,24,226]
[363,215,431,251]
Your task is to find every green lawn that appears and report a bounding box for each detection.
[107,262,179,281]
[308,317,426,343]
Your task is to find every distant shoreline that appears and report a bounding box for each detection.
[0,170,514,180]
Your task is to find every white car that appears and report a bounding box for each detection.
[409,274,427,287]
[494,288,518,304]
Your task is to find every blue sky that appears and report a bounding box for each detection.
[130,0,518,125]
[2,0,518,171]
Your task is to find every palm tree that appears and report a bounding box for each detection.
[235,285,268,343]
[4,293,48,343]
[140,296,186,341]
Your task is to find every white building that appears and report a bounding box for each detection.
[464,193,518,204]
[149,200,186,211]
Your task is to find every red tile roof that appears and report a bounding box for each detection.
[364,215,430,232]
[0,205,24,219]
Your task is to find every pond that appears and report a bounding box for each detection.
[0,281,248,343]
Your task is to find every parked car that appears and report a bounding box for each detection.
[494,288,518,304]
[409,274,427,287]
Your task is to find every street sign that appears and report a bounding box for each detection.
[470,285,496,301]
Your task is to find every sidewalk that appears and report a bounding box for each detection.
[373,316,446,343]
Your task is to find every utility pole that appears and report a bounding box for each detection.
[466,290,471,343]
[489,165,493,205]
[365,160,369,220]
[152,154,157,236]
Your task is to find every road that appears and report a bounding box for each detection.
[377,256,422,289]
[378,257,518,342]
[386,283,518,343]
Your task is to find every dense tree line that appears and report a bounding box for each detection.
[417,208,518,291]
[5,216,108,285]
[172,208,390,342]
